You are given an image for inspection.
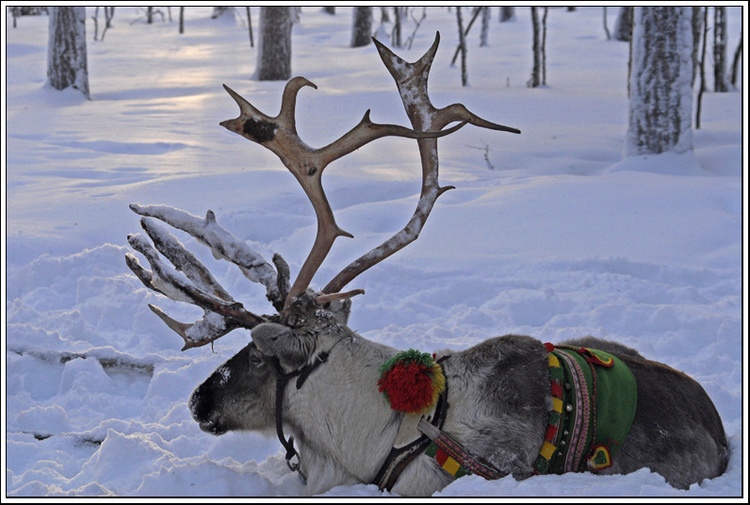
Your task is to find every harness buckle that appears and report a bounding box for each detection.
[286,452,300,472]
[286,447,307,484]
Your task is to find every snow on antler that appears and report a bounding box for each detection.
[126,206,271,350]
[130,204,283,307]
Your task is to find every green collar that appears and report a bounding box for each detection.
[534,343,638,475]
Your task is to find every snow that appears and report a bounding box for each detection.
[3,6,746,499]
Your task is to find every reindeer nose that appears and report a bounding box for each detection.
[199,419,227,436]
[189,384,213,423]
[189,382,230,436]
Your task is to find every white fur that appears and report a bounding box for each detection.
[281,332,460,495]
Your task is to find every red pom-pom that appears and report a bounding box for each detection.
[378,350,445,414]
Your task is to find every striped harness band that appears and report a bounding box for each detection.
[534,343,638,475]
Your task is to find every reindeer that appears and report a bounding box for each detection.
[126,34,728,496]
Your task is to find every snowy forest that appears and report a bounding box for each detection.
[4,5,746,498]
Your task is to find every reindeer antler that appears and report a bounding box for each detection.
[323,33,520,295]
[220,76,470,309]
[125,210,269,350]
[126,31,519,350]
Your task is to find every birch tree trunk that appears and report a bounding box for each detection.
[47,6,90,99]
[456,6,468,87]
[528,7,547,87]
[627,7,693,155]
[480,6,490,47]
[690,7,703,86]
[351,7,372,48]
[713,6,728,92]
[256,7,293,81]
[696,7,709,129]
[392,7,405,47]
[613,6,633,41]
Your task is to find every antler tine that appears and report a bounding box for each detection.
[222,83,266,121]
[435,103,521,135]
[126,231,265,350]
[220,75,470,309]
[139,216,234,302]
[373,32,522,135]
[323,33,521,295]
[130,203,284,310]
[278,76,317,135]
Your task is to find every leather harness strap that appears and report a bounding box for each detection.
[372,388,449,491]
[273,350,330,483]
[372,355,451,492]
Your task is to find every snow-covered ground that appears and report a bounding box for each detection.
[4,6,746,498]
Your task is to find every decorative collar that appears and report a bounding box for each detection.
[534,343,637,475]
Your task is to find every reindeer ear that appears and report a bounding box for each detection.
[251,322,314,371]
[323,297,351,325]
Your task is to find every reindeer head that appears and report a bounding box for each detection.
[126,32,519,437]
[188,294,350,435]
[189,341,274,435]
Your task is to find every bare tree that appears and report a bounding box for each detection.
[455,7,468,87]
[690,7,703,86]
[500,7,515,22]
[603,7,611,40]
[696,7,709,129]
[480,6,490,47]
[246,7,254,48]
[542,7,548,85]
[145,7,165,24]
[451,7,483,66]
[404,7,427,50]
[613,6,633,41]
[91,6,115,41]
[713,7,728,92]
[11,6,48,28]
[730,28,742,88]
[47,6,90,99]
[351,7,373,48]
[256,7,294,81]
[528,7,548,88]
[627,7,693,155]
[391,7,407,47]
[380,6,390,24]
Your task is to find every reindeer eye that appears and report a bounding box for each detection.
[249,353,264,366]
[287,314,306,328]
